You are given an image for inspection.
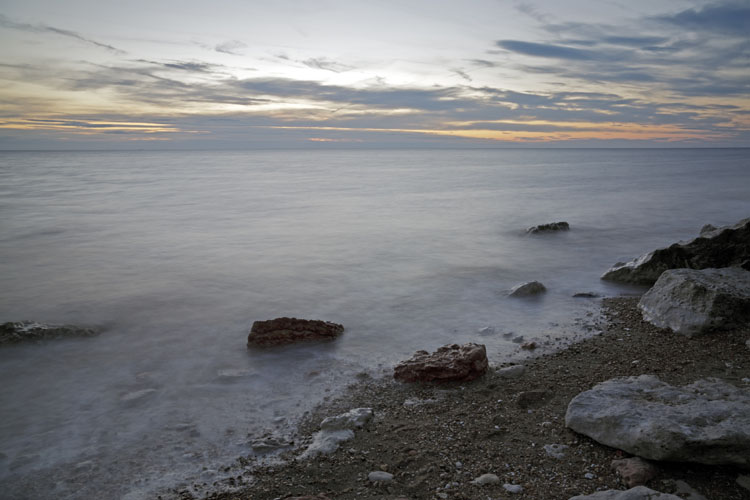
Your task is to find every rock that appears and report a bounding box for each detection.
[573,292,599,298]
[368,471,393,482]
[611,457,657,487]
[0,321,99,345]
[672,480,708,500]
[497,365,525,379]
[119,388,157,403]
[737,474,750,492]
[527,221,570,233]
[637,267,750,336]
[247,317,344,347]
[543,443,569,459]
[565,375,750,466]
[568,486,684,500]
[470,473,500,485]
[520,341,537,350]
[504,483,524,494]
[393,343,488,383]
[747,339,750,350]
[509,281,546,297]
[700,224,717,235]
[288,496,331,500]
[601,217,750,285]
[478,326,495,335]
[299,408,373,459]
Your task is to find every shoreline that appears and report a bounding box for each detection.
[178,296,750,500]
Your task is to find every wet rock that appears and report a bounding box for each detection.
[565,375,750,466]
[0,321,99,345]
[573,292,599,298]
[509,281,546,297]
[568,486,683,500]
[527,221,570,234]
[611,457,657,487]
[543,443,569,459]
[638,267,750,336]
[368,471,393,482]
[299,408,373,459]
[247,318,344,347]
[393,343,488,383]
[470,473,500,485]
[497,365,525,379]
[520,341,537,350]
[601,217,750,285]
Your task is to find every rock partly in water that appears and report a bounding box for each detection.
[601,217,750,285]
[299,408,373,459]
[247,318,344,347]
[568,486,684,500]
[0,321,99,345]
[509,281,546,297]
[565,375,750,467]
[527,221,570,234]
[393,343,488,383]
[637,267,750,336]
[611,457,657,488]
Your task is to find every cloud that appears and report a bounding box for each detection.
[495,40,599,60]
[300,57,354,73]
[451,68,472,82]
[655,2,750,35]
[0,14,125,54]
[215,40,247,55]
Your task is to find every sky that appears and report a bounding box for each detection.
[1,0,749,149]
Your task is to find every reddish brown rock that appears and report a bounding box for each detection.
[393,343,488,383]
[247,318,344,347]
[611,457,658,487]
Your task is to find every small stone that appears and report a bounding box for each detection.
[478,326,495,335]
[497,365,526,379]
[368,471,393,483]
[436,493,448,499]
[503,483,524,493]
[673,480,708,500]
[737,474,750,492]
[584,472,596,479]
[471,473,500,485]
[746,339,750,350]
[611,457,657,487]
[520,341,537,350]
[543,444,569,459]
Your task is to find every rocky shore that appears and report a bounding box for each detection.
[185,296,749,500]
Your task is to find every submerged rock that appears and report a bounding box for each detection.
[638,267,750,336]
[0,321,99,345]
[568,486,683,500]
[565,375,750,467]
[509,281,546,297]
[394,343,488,383]
[247,317,344,347]
[527,221,570,234]
[601,217,750,285]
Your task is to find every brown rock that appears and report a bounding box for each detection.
[247,318,344,347]
[393,343,488,383]
[517,390,551,409]
[611,457,657,487]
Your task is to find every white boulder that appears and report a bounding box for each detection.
[638,267,750,336]
[565,375,750,467]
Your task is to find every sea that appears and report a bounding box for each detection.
[0,148,748,499]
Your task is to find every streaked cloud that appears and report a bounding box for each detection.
[0,14,125,54]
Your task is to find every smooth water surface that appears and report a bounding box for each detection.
[0,148,748,498]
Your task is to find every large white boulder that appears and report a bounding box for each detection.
[637,267,750,336]
[568,486,683,500]
[565,375,750,467]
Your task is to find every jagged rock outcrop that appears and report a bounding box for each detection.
[565,375,750,467]
[509,281,546,297]
[247,318,344,347]
[0,321,99,345]
[601,217,750,285]
[394,343,488,383]
[527,221,570,234]
[638,267,750,336]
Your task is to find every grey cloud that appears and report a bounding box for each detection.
[451,69,472,82]
[495,40,600,60]
[655,2,750,35]
[0,14,125,54]
[215,40,247,55]
[300,57,354,73]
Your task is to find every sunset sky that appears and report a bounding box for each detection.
[1,0,749,148]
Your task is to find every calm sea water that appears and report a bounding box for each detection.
[1,148,748,498]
